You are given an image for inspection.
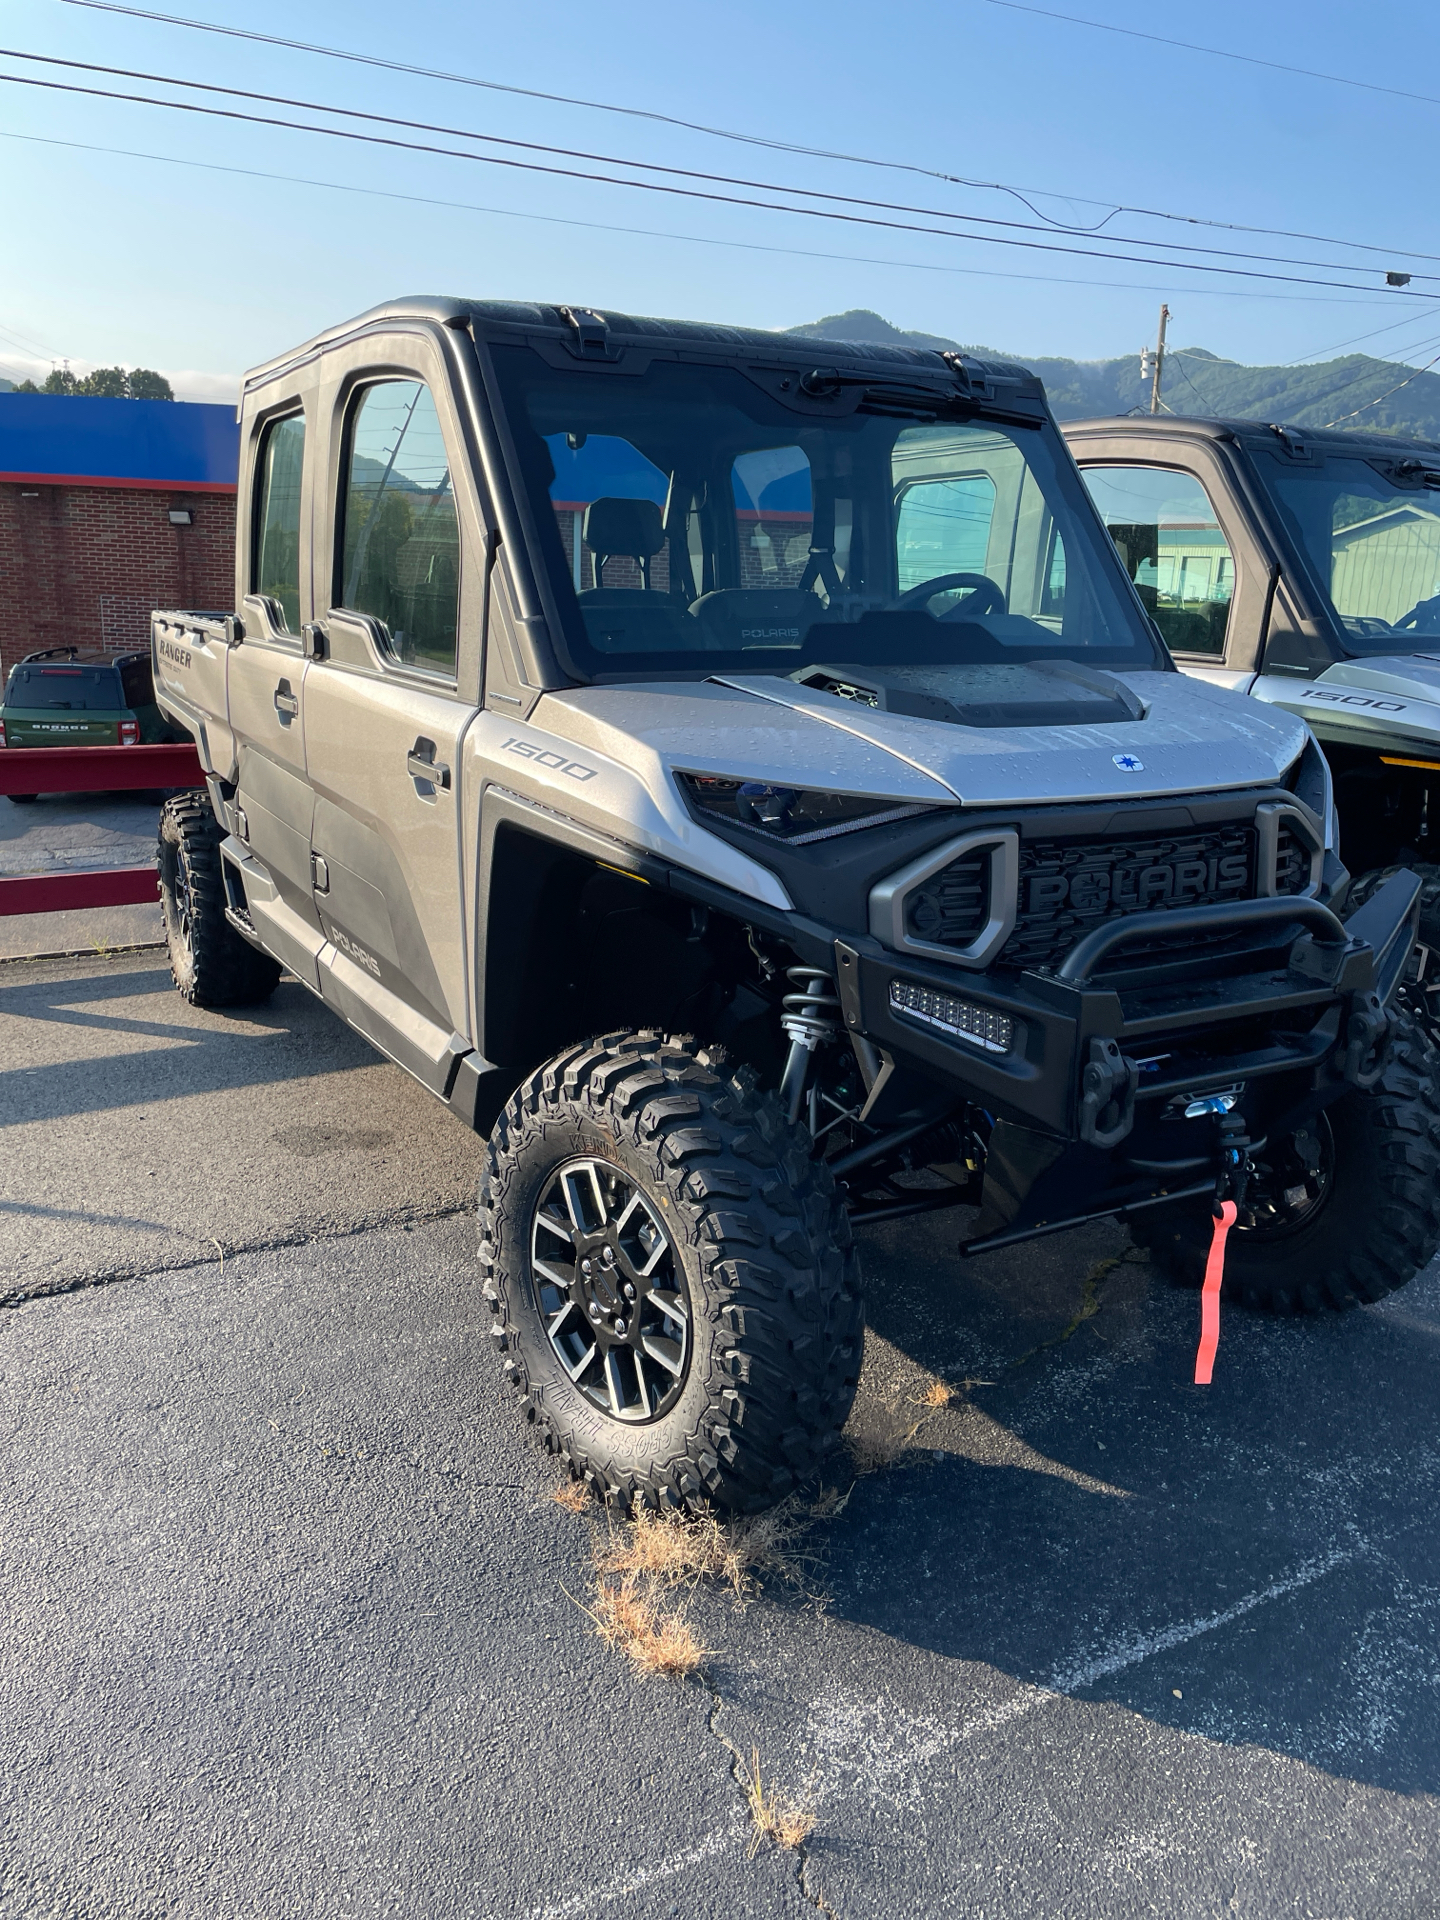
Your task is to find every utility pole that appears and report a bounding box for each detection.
[1148,303,1170,414]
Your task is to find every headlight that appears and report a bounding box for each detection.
[679,773,934,846]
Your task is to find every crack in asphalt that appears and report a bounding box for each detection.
[0,1202,473,1311]
[704,1674,836,1914]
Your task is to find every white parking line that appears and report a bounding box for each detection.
[1048,1539,1363,1692]
[499,1542,1365,1912]
[496,1825,739,1920]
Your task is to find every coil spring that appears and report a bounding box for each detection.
[780,967,842,1052]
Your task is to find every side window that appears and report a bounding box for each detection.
[339,380,459,676]
[1080,464,1234,657]
[895,475,998,597]
[118,659,152,709]
[254,413,306,633]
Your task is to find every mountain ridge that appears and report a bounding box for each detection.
[784,309,1440,441]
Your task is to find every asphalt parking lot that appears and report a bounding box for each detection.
[3,947,1440,1918]
[0,791,164,960]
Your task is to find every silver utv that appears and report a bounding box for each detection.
[1067,415,1440,1037]
[152,301,1440,1514]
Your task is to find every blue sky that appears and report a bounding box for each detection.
[3,0,1439,398]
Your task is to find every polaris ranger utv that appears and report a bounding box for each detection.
[149,299,1440,1513]
[1067,415,1440,1035]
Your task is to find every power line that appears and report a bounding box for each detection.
[1322,351,1440,429]
[52,0,1440,269]
[1,126,1404,310]
[1,63,1432,301]
[978,0,1440,115]
[1285,309,1440,366]
[10,46,1434,287]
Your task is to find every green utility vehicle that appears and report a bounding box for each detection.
[0,646,180,801]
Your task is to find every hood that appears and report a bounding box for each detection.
[1253,654,1440,753]
[710,666,1307,806]
[543,665,1307,811]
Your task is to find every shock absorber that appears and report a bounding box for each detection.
[778,967,842,1126]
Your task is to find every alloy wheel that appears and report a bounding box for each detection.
[529,1158,691,1422]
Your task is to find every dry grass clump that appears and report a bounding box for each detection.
[592,1497,825,1603]
[585,1575,708,1679]
[743,1747,816,1857]
[551,1481,591,1514]
[918,1378,954,1410]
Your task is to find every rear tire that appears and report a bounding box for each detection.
[479,1030,864,1512]
[1131,1013,1440,1312]
[158,790,281,1008]
[8,793,37,805]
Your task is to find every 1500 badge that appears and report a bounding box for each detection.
[500,736,597,781]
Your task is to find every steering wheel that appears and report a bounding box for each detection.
[1394,592,1440,636]
[894,572,1007,618]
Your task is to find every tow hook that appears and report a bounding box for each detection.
[1078,1037,1138,1148]
[1195,1110,1254,1387]
[1341,990,1391,1091]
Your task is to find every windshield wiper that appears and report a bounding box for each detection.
[798,365,964,416]
[1387,458,1440,490]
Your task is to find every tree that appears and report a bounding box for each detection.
[126,368,173,401]
[78,366,129,398]
[4,364,176,399]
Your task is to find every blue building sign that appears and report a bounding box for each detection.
[0,395,240,492]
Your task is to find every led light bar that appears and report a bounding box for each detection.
[889,979,1015,1055]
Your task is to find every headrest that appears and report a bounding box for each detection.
[583,496,664,559]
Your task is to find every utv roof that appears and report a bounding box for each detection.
[243,295,1045,401]
[12,647,142,669]
[1064,414,1440,459]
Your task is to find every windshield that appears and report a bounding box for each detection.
[1254,448,1440,653]
[489,348,1162,679]
[3,664,125,710]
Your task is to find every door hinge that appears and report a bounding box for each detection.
[311,853,330,893]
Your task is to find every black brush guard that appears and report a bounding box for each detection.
[832,869,1423,1253]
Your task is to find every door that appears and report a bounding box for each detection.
[304,372,478,1094]
[226,405,326,985]
[1075,444,1271,689]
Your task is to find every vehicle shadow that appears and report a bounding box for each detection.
[823,1208,1440,1797]
[0,963,378,1129]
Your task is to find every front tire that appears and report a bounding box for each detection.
[158,791,281,1008]
[479,1031,864,1512]
[1131,1013,1440,1311]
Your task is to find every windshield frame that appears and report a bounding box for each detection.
[481,339,1169,686]
[1243,438,1440,657]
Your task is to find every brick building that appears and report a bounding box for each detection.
[0,395,239,678]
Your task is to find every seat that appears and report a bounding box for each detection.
[582,496,664,590]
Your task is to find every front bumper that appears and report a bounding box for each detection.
[833,869,1423,1142]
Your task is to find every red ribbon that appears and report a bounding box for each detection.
[1194,1200,1238,1386]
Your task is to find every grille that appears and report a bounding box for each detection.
[998,824,1258,973]
[904,847,990,950]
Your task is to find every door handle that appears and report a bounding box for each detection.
[406,740,451,791]
[274,682,299,720]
